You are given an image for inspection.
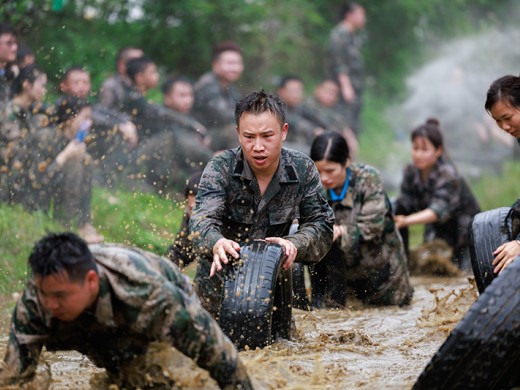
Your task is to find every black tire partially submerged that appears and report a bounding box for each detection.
[219,241,292,350]
[469,207,512,294]
[412,256,520,390]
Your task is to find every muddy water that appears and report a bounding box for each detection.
[0,275,477,389]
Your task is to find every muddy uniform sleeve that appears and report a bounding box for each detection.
[189,154,231,254]
[427,165,461,223]
[287,159,334,263]
[137,277,252,389]
[338,166,387,255]
[328,27,350,78]
[0,285,47,386]
[393,164,417,215]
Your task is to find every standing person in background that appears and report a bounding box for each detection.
[192,41,244,152]
[99,46,144,112]
[325,2,366,136]
[310,130,413,308]
[393,118,480,271]
[483,74,520,273]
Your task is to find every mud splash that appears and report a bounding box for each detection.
[0,276,476,389]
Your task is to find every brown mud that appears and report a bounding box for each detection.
[0,275,477,390]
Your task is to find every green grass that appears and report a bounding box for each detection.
[91,187,185,255]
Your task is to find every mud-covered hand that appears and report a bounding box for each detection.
[492,240,520,274]
[211,238,240,277]
[264,237,297,270]
[333,224,347,242]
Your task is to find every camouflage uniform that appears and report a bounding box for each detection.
[326,23,364,135]
[168,210,199,268]
[303,96,350,134]
[311,162,413,307]
[192,72,241,151]
[0,244,252,389]
[394,156,481,265]
[284,104,327,151]
[0,100,43,202]
[99,74,130,113]
[7,126,94,228]
[189,146,335,318]
[132,105,212,194]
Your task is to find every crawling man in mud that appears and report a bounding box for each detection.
[0,232,252,389]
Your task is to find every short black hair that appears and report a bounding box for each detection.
[0,23,16,37]
[60,65,89,83]
[310,130,350,165]
[126,56,155,83]
[234,90,286,126]
[161,75,193,95]
[340,2,361,20]
[212,40,242,62]
[277,74,303,90]
[28,232,97,283]
[11,65,45,96]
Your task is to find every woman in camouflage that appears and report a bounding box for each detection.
[309,130,413,307]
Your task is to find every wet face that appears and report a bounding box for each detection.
[278,80,304,108]
[237,111,288,177]
[213,50,244,85]
[141,63,160,90]
[411,136,443,172]
[28,73,48,103]
[315,81,339,107]
[164,81,194,113]
[61,70,91,99]
[36,269,99,322]
[489,99,520,139]
[0,32,17,65]
[314,160,348,190]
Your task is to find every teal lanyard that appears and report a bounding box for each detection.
[329,167,350,202]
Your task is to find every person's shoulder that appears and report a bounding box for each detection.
[281,147,316,174]
[436,158,459,178]
[352,161,382,178]
[194,72,217,91]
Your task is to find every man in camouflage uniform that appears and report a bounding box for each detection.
[310,131,413,307]
[0,232,252,389]
[303,79,359,158]
[276,75,326,152]
[325,2,366,135]
[57,66,138,188]
[189,90,335,320]
[192,41,244,152]
[99,46,144,112]
[129,73,212,193]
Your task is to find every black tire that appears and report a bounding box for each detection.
[412,256,520,390]
[218,241,292,350]
[469,207,512,294]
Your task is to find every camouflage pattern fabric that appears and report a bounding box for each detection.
[326,23,364,134]
[7,126,93,227]
[0,244,252,389]
[312,162,413,307]
[192,72,241,151]
[394,156,481,262]
[303,96,350,133]
[99,74,129,113]
[189,146,335,318]
[168,211,199,269]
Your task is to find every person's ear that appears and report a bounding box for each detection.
[85,270,99,292]
[281,123,289,141]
